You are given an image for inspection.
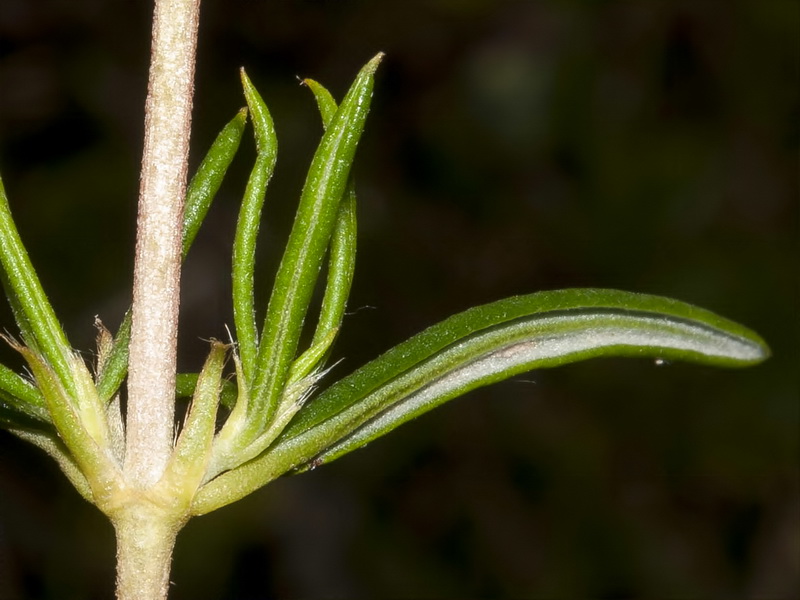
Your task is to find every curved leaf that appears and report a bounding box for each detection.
[233,70,278,378]
[191,288,768,514]
[0,176,76,397]
[248,53,383,432]
[183,109,248,258]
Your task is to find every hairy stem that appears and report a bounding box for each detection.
[125,0,201,487]
[113,506,185,600]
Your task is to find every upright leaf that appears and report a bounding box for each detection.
[248,53,383,433]
[96,111,247,403]
[0,175,76,397]
[233,71,278,378]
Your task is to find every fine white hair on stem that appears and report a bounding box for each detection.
[124,0,201,490]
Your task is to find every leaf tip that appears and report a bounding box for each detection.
[365,52,385,75]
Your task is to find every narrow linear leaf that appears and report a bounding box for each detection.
[176,371,238,410]
[95,311,131,404]
[0,395,52,431]
[0,387,50,425]
[9,428,94,503]
[160,342,226,500]
[287,328,338,386]
[183,109,248,257]
[0,362,45,409]
[203,351,252,483]
[303,78,358,357]
[284,78,358,387]
[310,190,357,350]
[303,78,338,125]
[285,182,357,388]
[0,176,76,396]
[249,53,383,431]
[233,71,278,378]
[97,112,246,403]
[192,288,768,514]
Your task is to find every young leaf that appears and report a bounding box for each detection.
[191,288,768,514]
[183,109,248,257]
[159,342,226,501]
[14,345,121,506]
[233,70,278,378]
[248,53,383,433]
[297,78,358,373]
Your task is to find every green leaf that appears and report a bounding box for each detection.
[191,288,768,514]
[233,70,278,379]
[307,183,357,354]
[0,175,76,397]
[160,342,226,501]
[95,311,131,404]
[287,78,358,385]
[305,79,358,351]
[303,78,338,126]
[175,371,238,410]
[9,428,94,503]
[96,111,247,403]
[0,394,51,431]
[0,388,50,426]
[183,109,248,258]
[248,53,383,433]
[0,362,46,412]
[14,344,120,506]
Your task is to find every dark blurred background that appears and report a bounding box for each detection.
[0,1,797,598]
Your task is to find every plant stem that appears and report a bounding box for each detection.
[113,506,185,600]
[125,0,201,487]
[117,1,201,597]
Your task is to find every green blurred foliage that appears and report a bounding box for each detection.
[0,1,797,598]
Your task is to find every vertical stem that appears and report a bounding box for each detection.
[125,0,201,487]
[113,507,185,600]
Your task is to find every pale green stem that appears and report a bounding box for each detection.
[113,506,185,600]
[125,0,201,487]
[117,0,202,598]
